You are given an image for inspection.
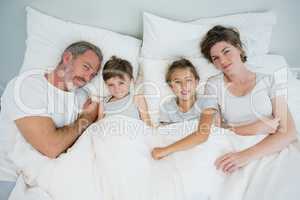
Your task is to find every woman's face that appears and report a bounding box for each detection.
[105,75,131,100]
[210,41,244,74]
[169,68,199,101]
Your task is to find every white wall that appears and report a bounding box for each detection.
[0,0,299,95]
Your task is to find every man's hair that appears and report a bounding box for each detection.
[102,56,133,81]
[60,41,103,65]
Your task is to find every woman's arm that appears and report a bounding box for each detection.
[244,96,297,157]
[215,97,298,173]
[152,108,217,160]
[228,117,280,136]
[134,95,156,127]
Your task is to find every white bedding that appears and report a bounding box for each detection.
[8,116,230,200]
[8,115,300,200]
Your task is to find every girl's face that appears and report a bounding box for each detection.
[105,75,132,100]
[210,41,244,74]
[169,68,199,101]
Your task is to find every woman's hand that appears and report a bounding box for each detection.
[215,150,253,174]
[151,147,170,160]
[261,117,280,134]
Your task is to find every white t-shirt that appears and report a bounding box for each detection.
[0,71,87,181]
[159,96,218,123]
[103,94,140,119]
[206,72,286,126]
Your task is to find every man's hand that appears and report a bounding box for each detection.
[81,98,99,123]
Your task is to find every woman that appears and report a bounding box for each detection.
[200,25,300,199]
[201,26,300,195]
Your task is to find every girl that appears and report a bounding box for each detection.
[98,56,154,127]
[151,58,220,160]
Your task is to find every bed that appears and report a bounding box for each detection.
[1,1,300,200]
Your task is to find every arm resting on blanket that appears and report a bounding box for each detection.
[152,108,218,160]
[15,101,98,159]
[215,96,298,173]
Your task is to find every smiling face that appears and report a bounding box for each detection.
[210,41,244,74]
[169,68,199,101]
[105,75,132,100]
[63,50,100,90]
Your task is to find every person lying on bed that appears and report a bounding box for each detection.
[97,56,154,127]
[200,25,298,174]
[151,58,221,160]
[0,41,102,191]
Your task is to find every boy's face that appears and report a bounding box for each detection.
[169,68,199,101]
[105,75,132,100]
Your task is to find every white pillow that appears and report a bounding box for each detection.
[142,13,209,59]
[22,7,142,97]
[141,57,221,125]
[247,54,290,81]
[141,12,276,59]
[191,11,276,57]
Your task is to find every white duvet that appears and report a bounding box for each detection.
[8,115,300,200]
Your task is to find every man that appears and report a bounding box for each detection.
[0,41,102,198]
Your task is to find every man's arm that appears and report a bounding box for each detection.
[15,101,98,158]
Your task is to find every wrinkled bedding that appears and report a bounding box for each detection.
[8,115,300,200]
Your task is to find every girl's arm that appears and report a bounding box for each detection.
[97,99,105,121]
[216,97,298,173]
[215,111,222,127]
[152,108,217,160]
[228,117,280,136]
[134,95,156,127]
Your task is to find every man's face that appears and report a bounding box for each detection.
[63,50,101,90]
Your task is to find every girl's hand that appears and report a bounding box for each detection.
[151,147,170,160]
[215,150,253,174]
